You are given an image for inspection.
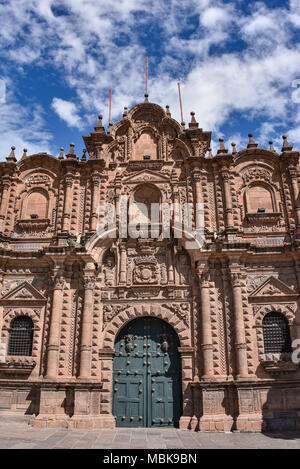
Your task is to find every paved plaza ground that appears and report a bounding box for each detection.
[0,417,300,449]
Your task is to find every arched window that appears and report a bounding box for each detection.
[246,185,274,213]
[8,316,34,356]
[262,312,291,354]
[24,191,48,219]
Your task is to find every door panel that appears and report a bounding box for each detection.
[113,317,182,427]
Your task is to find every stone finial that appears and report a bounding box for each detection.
[66,142,77,159]
[217,138,228,154]
[189,111,199,129]
[58,147,64,160]
[144,93,149,103]
[21,148,27,160]
[281,135,293,152]
[81,148,87,161]
[269,141,276,152]
[94,114,106,134]
[123,107,128,117]
[6,146,17,163]
[207,147,213,158]
[247,133,258,149]
[231,142,237,154]
[166,105,171,117]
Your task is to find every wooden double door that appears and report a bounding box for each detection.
[112,317,182,427]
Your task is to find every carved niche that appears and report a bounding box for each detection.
[102,252,116,287]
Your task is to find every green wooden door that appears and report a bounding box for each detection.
[113,317,182,427]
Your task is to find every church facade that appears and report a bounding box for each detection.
[0,98,300,431]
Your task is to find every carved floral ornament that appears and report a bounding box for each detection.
[241,167,272,185]
[83,275,96,290]
[52,276,65,290]
[230,272,246,287]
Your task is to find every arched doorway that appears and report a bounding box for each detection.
[112,317,182,427]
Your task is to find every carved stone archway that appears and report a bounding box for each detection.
[99,304,194,429]
[102,303,191,348]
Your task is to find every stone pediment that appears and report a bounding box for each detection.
[123,169,170,184]
[0,281,46,305]
[248,276,298,302]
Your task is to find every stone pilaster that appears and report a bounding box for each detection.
[98,348,116,428]
[192,168,203,230]
[178,346,195,429]
[45,273,65,379]
[90,172,100,231]
[62,175,73,232]
[197,269,214,379]
[0,178,10,232]
[230,272,248,379]
[220,168,234,230]
[288,165,300,228]
[79,273,96,379]
[167,247,174,284]
[119,244,127,284]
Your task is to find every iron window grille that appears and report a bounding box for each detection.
[8,316,34,356]
[262,312,291,354]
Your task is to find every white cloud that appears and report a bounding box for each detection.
[200,6,232,28]
[0,0,300,153]
[51,98,83,128]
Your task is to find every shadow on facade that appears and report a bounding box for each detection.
[261,384,300,438]
[24,386,40,416]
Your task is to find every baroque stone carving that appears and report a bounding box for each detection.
[161,302,190,326]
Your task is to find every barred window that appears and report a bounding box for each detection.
[8,316,33,356]
[262,312,291,354]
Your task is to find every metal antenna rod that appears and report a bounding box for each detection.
[177,82,184,124]
[146,56,148,95]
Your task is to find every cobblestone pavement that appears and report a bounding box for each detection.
[0,419,300,449]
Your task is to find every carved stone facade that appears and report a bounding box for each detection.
[0,99,300,431]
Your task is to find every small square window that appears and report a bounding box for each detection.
[143,155,151,160]
[257,208,266,213]
[30,214,38,219]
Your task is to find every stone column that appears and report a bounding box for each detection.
[62,175,73,232]
[119,245,127,284]
[79,274,96,379]
[45,274,65,378]
[90,173,100,231]
[289,166,300,227]
[198,270,214,379]
[0,179,10,232]
[221,169,234,230]
[230,272,248,379]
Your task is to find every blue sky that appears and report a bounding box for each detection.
[0,0,300,159]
